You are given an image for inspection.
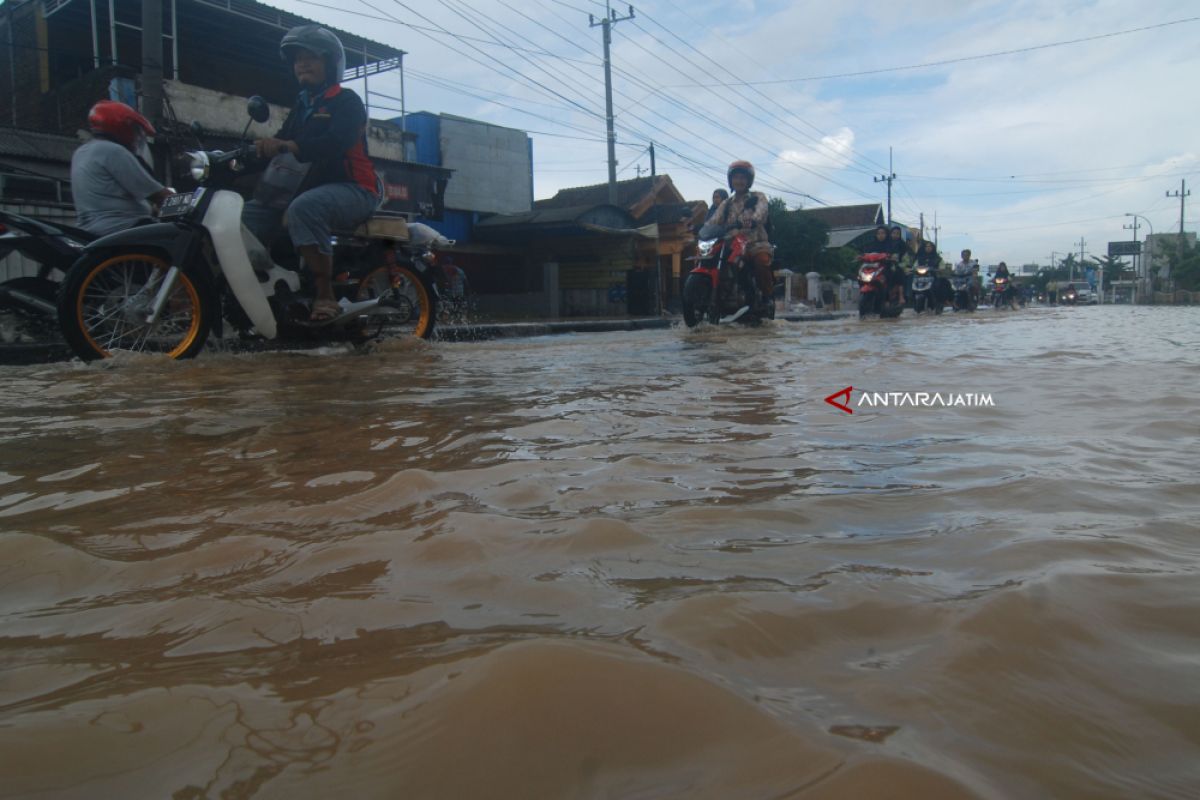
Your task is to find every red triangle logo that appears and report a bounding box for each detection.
[825,386,854,414]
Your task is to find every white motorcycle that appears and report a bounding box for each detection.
[57,97,440,361]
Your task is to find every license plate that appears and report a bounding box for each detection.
[159,191,197,219]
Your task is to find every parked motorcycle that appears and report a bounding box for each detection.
[0,210,93,337]
[856,252,902,318]
[909,263,944,314]
[56,97,438,361]
[681,222,774,327]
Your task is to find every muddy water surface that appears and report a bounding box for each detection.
[1,306,1198,799]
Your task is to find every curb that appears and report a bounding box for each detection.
[0,312,853,364]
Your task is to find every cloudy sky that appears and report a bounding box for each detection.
[273,0,1198,266]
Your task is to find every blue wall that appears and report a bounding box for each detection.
[399,113,441,169]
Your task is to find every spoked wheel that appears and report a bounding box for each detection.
[57,252,212,361]
[355,264,435,340]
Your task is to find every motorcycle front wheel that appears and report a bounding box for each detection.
[681,273,710,328]
[57,252,212,361]
[858,291,876,318]
[355,264,435,340]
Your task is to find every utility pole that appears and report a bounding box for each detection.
[141,0,165,180]
[1166,179,1190,260]
[589,2,634,205]
[1072,238,1087,283]
[649,142,655,177]
[874,147,896,225]
[919,212,924,241]
[1123,218,1140,290]
[932,211,939,249]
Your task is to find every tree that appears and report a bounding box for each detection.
[1165,237,1200,291]
[1091,255,1132,286]
[767,197,830,274]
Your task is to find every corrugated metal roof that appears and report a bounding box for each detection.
[0,129,81,163]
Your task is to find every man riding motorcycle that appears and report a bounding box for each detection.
[240,25,379,322]
[706,160,774,311]
[70,101,173,237]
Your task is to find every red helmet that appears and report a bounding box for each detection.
[87,101,155,149]
[727,160,755,190]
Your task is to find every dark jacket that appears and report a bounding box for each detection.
[277,85,377,196]
[915,246,941,269]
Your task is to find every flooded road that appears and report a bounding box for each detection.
[1,305,1198,799]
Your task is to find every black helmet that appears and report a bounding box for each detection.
[280,25,346,85]
[726,160,755,190]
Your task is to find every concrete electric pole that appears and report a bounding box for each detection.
[589,3,634,205]
[874,147,896,225]
[1166,179,1190,260]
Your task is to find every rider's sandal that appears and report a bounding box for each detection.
[309,298,341,322]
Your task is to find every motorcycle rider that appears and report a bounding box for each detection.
[914,239,947,307]
[993,261,1016,308]
[887,224,910,305]
[708,160,774,310]
[954,248,980,307]
[70,101,174,237]
[241,25,379,322]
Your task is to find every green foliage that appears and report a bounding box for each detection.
[1091,255,1132,285]
[767,197,831,275]
[1165,237,1200,291]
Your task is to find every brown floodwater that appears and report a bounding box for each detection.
[1,305,1197,799]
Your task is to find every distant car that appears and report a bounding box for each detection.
[1057,282,1093,305]
[1067,282,1097,304]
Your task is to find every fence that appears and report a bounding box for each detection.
[1152,291,1195,305]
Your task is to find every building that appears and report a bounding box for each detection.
[796,203,884,249]
[401,111,534,241]
[472,175,704,317]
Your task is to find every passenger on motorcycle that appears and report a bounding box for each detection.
[708,160,774,310]
[241,25,379,322]
[70,101,174,237]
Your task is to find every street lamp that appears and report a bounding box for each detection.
[1125,213,1154,296]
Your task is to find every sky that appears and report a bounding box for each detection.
[270,0,1199,267]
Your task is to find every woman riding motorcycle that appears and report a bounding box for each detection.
[707,160,774,310]
[240,25,379,322]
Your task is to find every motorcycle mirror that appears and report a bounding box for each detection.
[246,96,270,124]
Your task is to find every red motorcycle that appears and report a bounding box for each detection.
[682,224,773,327]
[856,252,902,318]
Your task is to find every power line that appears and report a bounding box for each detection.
[667,16,1200,87]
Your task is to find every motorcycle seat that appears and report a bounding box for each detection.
[333,212,410,242]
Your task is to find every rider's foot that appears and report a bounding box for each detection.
[310,298,340,322]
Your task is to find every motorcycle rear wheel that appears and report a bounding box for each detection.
[682,273,710,328]
[354,264,435,340]
[57,252,212,361]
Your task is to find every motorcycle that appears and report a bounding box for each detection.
[1060,286,1077,306]
[856,252,902,318]
[56,97,439,361]
[951,273,977,312]
[0,210,93,338]
[990,275,1015,310]
[681,221,774,327]
[909,263,944,315]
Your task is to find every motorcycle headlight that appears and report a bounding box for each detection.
[697,239,716,257]
[188,151,210,182]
